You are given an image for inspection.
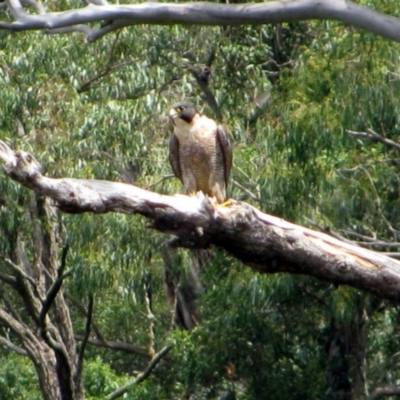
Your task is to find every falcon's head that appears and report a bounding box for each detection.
[169,102,198,125]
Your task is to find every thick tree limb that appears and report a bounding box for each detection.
[1,1,400,43]
[0,307,40,358]
[3,258,43,325]
[5,258,38,291]
[2,140,400,302]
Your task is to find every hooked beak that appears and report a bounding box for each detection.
[169,108,179,125]
[169,108,178,119]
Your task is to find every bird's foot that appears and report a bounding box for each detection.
[208,196,231,207]
[217,199,232,207]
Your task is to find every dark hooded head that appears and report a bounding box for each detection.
[169,102,198,123]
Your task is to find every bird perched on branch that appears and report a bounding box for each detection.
[168,102,232,204]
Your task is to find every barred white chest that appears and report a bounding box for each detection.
[173,114,217,146]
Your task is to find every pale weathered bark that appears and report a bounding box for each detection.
[1,0,400,43]
[1,140,400,303]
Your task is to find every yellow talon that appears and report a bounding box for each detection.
[217,199,232,207]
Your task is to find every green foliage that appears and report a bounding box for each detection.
[170,270,328,399]
[83,357,130,399]
[0,354,41,400]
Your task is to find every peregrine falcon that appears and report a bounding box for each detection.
[168,102,232,204]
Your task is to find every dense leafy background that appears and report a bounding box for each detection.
[1,0,400,398]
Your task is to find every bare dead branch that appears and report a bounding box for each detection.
[77,60,130,93]
[306,220,400,259]
[144,278,155,358]
[0,335,29,356]
[186,64,223,122]
[74,335,150,358]
[107,345,173,399]
[2,140,400,302]
[0,268,18,287]
[76,295,93,380]
[304,218,356,245]
[3,258,44,324]
[66,293,105,341]
[342,229,377,242]
[145,174,174,190]
[232,179,260,202]
[382,253,400,259]
[1,1,400,44]
[83,0,109,5]
[45,24,95,36]
[349,242,400,248]
[39,245,69,326]
[337,158,400,173]
[346,128,400,152]
[32,241,72,359]
[6,0,25,20]
[2,299,24,328]
[77,32,134,93]
[4,258,37,288]
[0,307,40,358]
[20,0,45,14]
[367,385,400,400]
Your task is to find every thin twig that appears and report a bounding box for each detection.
[76,295,93,379]
[346,128,400,151]
[145,174,174,190]
[350,242,400,248]
[186,64,223,122]
[232,179,260,202]
[0,335,28,356]
[342,229,377,241]
[77,31,134,93]
[1,1,400,45]
[367,385,400,400]
[66,293,105,342]
[107,345,173,399]
[145,288,155,358]
[382,253,400,259]
[74,335,150,358]
[359,166,397,238]
[304,218,356,245]
[337,158,400,173]
[78,61,131,93]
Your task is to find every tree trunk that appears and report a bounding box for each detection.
[0,195,84,399]
[325,301,367,400]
